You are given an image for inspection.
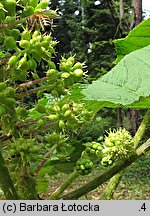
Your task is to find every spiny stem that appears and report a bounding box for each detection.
[33,144,58,175]
[16,86,45,98]
[17,77,48,89]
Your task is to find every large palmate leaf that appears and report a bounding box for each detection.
[83,45,150,108]
[114,18,150,62]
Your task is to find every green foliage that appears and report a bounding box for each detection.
[114,18,150,62]
[0,0,149,200]
[83,44,150,107]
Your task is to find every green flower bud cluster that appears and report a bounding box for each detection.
[0,82,16,117]
[7,30,56,81]
[5,137,44,169]
[45,56,86,97]
[22,0,48,15]
[75,159,93,175]
[1,18,19,45]
[59,56,85,87]
[6,0,49,18]
[85,141,103,157]
[101,154,114,166]
[101,128,134,167]
[45,132,68,152]
[4,35,17,49]
[46,101,93,131]
[4,28,20,42]
[22,0,49,17]
[34,0,49,11]
[46,68,67,97]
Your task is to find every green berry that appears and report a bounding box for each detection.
[19,40,30,49]
[53,105,60,112]
[0,83,7,91]
[48,61,56,69]
[92,143,98,150]
[23,6,34,17]
[0,104,7,116]
[41,40,49,49]
[61,104,70,112]
[51,89,59,97]
[11,29,20,40]
[4,16,15,23]
[48,114,59,121]
[32,73,39,80]
[73,69,83,78]
[28,58,37,69]
[4,0,16,16]
[46,69,57,77]
[108,160,113,165]
[61,72,70,78]
[85,162,92,169]
[4,36,16,49]
[76,159,93,175]
[8,55,18,67]
[67,56,75,66]
[18,55,28,69]
[31,49,41,62]
[72,62,83,70]
[59,120,65,129]
[90,149,95,155]
[21,31,31,41]
[57,84,65,95]
[29,0,38,8]
[63,110,72,118]
[80,164,85,170]
[35,0,49,9]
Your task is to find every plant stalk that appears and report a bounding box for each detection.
[133,109,150,148]
[49,171,79,200]
[0,150,18,199]
[100,170,125,200]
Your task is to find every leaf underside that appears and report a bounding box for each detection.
[83,45,150,108]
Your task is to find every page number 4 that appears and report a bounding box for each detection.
[139,203,146,211]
